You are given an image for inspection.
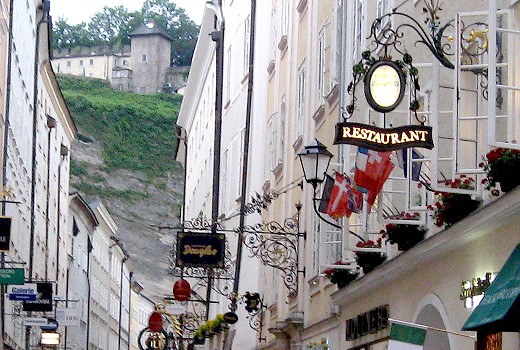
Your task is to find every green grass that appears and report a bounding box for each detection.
[57,74,181,178]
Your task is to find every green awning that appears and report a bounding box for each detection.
[462,244,520,333]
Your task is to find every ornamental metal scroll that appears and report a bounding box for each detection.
[369,9,455,69]
[238,214,303,298]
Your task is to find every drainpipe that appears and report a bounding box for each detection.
[127,272,133,349]
[1,0,15,347]
[86,236,93,349]
[117,256,128,350]
[57,145,68,348]
[45,115,56,281]
[27,2,51,350]
[208,0,225,320]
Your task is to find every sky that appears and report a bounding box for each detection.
[50,0,205,25]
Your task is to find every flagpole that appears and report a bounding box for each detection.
[389,318,476,340]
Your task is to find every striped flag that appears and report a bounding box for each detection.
[387,322,427,350]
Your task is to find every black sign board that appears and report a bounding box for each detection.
[223,312,238,324]
[334,122,434,152]
[23,282,53,312]
[176,232,225,268]
[0,217,12,252]
[345,305,389,341]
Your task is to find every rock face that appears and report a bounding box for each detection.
[71,136,183,300]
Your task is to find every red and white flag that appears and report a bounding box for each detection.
[354,147,395,207]
[324,172,363,219]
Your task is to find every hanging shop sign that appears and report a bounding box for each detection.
[334,122,434,152]
[0,267,24,285]
[7,283,37,301]
[345,304,389,341]
[460,272,494,309]
[223,312,238,324]
[176,231,225,268]
[23,282,53,312]
[0,217,12,251]
[56,307,80,327]
[173,279,191,301]
[364,60,406,113]
[148,311,163,332]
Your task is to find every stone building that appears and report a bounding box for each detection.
[52,21,178,94]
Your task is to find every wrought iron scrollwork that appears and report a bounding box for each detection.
[369,11,455,69]
[239,214,302,298]
[242,292,266,342]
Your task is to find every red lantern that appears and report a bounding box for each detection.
[148,311,163,332]
[173,279,191,301]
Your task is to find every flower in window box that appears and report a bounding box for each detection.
[355,239,386,274]
[382,212,427,251]
[480,147,520,193]
[428,176,480,228]
[323,261,359,288]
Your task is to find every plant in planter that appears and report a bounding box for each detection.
[429,176,480,228]
[382,212,427,251]
[193,329,205,345]
[480,147,520,193]
[323,261,359,288]
[208,314,225,334]
[355,239,386,274]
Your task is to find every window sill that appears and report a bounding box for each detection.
[267,60,275,76]
[292,135,303,153]
[278,35,288,51]
[297,0,308,13]
[273,162,283,179]
[326,83,339,107]
[312,104,325,128]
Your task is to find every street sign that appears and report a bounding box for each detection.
[7,284,37,301]
[23,317,48,327]
[40,318,58,331]
[0,268,24,285]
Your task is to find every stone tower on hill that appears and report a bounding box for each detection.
[52,21,184,94]
[129,21,173,94]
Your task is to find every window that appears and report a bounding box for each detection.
[243,16,251,76]
[225,46,232,102]
[142,54,147,62]
[280,0,289,38]
[123,60,128,66]
[376,0,392,32]
[89,59,94,66]
[79,60,83,66]
[353,0,365,61]
[66,61,71,67]
[296,66,305,137]
[317,28,326,102]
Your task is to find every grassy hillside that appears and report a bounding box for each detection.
[57,74,182,178]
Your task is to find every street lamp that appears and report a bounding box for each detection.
[297,139,333,189]
[298,140,365,241]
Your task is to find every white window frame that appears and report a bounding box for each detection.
[296,65,306,138]
[243,15,251,76]
[352,0,365,62]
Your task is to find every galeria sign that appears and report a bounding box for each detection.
[334,122,434,152]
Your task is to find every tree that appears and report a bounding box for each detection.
[87,6,142,47]
[140,0,199,66]
[52,18,93,49]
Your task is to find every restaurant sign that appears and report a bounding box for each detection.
[176,231,225,268]
[334,122,434,152]
[345,304,389,341]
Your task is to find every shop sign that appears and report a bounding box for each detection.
[334,122,434,152]
[345,305,389,341]
[223,312,238,324]
[0,268,24,285]
[176,231,225,268]
[364,60,406,113]
[7,283,37,301]
[56,307,80,327]
[23,282,53,312]
[0,217,12,252]
[460,272,494,308]
[306,338,329,350]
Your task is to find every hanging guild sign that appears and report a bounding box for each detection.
[176,231,225,268]
[173,279,191,301]
[23,282,53,312]
[334,122,433,152]
[0,217,12,252]
[364,60,406,113]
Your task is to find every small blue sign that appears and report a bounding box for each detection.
[9,294,36,301]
